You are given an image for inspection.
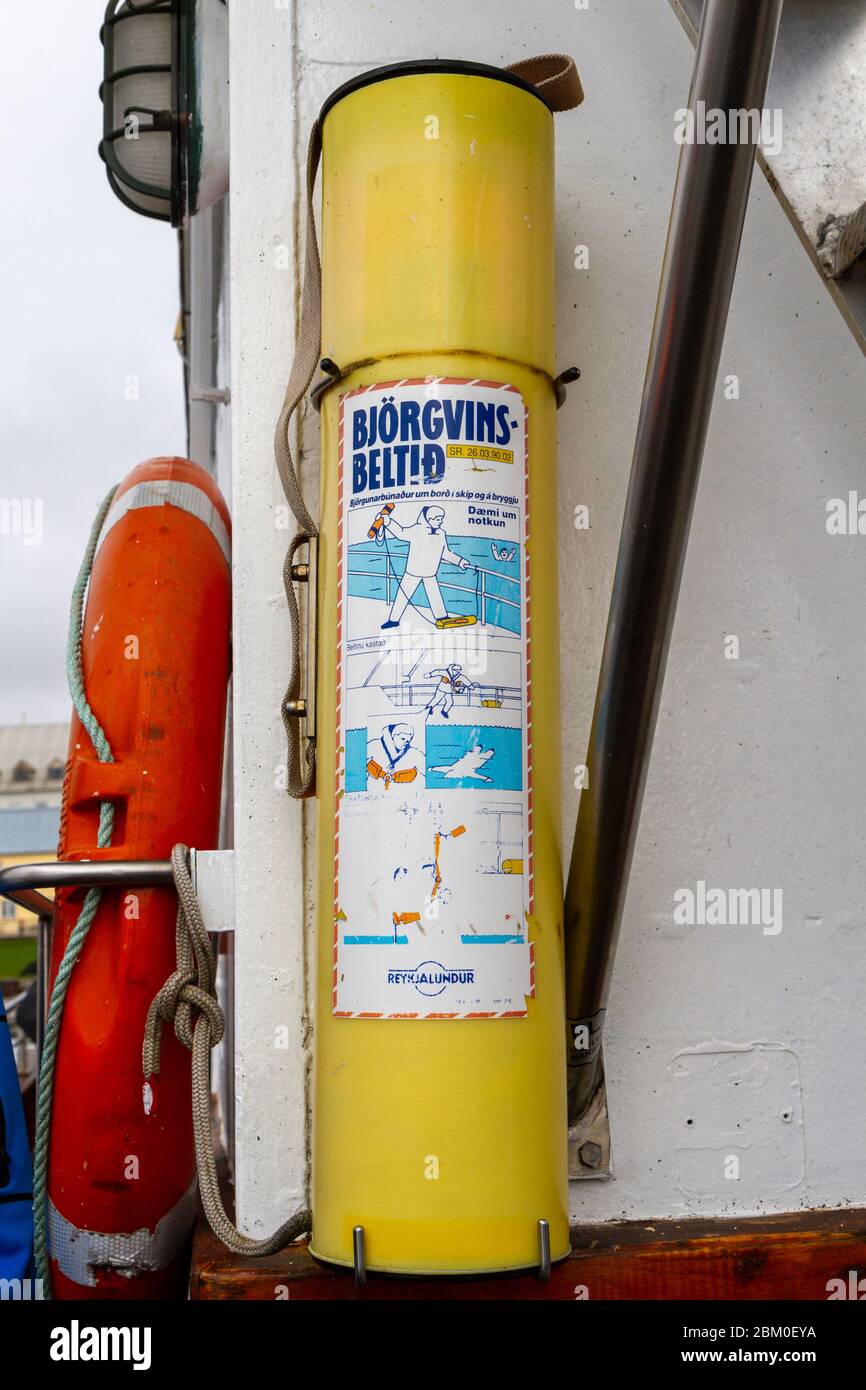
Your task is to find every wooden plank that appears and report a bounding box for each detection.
[190,1204,866,1301]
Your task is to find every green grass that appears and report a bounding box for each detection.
[0,936,38,980]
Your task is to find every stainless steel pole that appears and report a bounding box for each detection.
[564,0,784,1125]
[0,859,174,919]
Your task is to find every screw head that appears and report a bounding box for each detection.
[579,1140,603,1169]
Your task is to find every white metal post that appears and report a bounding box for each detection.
[228,0,310,1235]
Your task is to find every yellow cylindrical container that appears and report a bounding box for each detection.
[312,60,569,1274]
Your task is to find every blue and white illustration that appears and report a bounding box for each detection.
[345,715,427,793]
[349,505,522,636]
[424,663,478,719]
[377,505,470,629]
[426,724,522,792]
[335,379,533,1017]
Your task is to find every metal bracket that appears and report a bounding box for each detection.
[310,357,342,411]
[537,1219,551,1284]
[567,1066,612,1181]
[352,1225,367,1287]
[554,365,581,407]
[190,384,231,405]
[283,534,318,746]
[817,201,866,280]
[190,849,235,934]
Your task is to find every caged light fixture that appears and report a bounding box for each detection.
[98,0,228,226]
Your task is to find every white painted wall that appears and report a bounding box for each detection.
[223,0,866,1230]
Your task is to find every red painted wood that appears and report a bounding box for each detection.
[190,1203,866,1301]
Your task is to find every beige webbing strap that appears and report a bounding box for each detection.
[275,120,322,798]
[275,56,582,799]
[506,53,584,111]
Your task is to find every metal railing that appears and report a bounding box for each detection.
[347,552,521,630]
[377,679,521,710]
[0,860,175,1065]
[0,859,174,919]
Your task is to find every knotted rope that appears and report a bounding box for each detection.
[144,845,311,1256]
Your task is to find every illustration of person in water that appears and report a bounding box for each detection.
[366,721,423,790]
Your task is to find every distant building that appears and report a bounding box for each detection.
[0,724,66,935]
[0,723,68,809]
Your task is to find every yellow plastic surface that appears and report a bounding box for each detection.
[319,71,555,376]
[311,69,568,1274]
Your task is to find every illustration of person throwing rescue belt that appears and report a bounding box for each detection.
[378,505,471,628]
[425,663,478,719]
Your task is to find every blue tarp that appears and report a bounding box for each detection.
[0,1008,33,1282]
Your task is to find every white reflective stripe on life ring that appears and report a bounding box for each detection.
[96,479,231,567]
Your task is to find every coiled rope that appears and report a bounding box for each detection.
[144,845,311,1256]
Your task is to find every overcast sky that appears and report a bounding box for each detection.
[0,0,186,725]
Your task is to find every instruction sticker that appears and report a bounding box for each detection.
[333,378,533,1018]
